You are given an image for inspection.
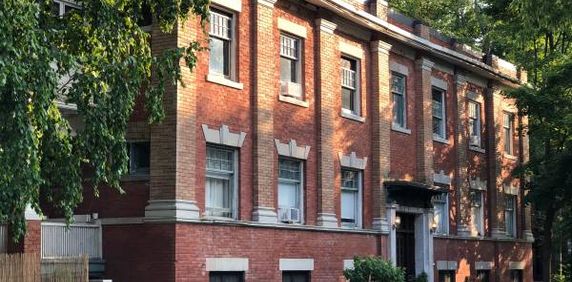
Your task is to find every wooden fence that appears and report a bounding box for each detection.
[0,253,88,282]
[0,225,6,253]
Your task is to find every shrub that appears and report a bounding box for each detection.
[343,257,406,282]
[414,272,428,282]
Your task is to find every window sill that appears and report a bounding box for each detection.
[340,111,365,123]
[433,135,450,144]
[121,174,150,182]
[278,95,309,108]
[503,153,518,161]
[206,74,244,90]
[202,215,236,222]
[391,125,411,135]
[469,146,486,154]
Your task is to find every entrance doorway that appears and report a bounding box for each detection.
[396,213,416,280]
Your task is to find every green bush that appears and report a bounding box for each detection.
[343,257,406,282]
[414,272,428,282]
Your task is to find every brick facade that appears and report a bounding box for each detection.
[40,0,534,281]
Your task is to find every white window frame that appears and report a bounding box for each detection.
[432,192,449,235]
[205,145,239,220]
[468,100,482,148]
[432,87,447,141]
[503,112,515,156]
[52,0,80,16]
[278,158,304,224]
[470,190,484,237]
[391,72,408,130]
[505,194,517,238]
[279,33,303,99]
[208,7,237,81]
[340,56,361,117]
[340,168,363,229]
[127,141,150,176]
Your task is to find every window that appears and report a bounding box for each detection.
[341,169,362,228]
[432,193,448,235]
[52,0,80,16]
[391,73,407,128]
[278,158,303,223]
[280,34,303,99]
[209,272,244,282]
[476,270,490,282]
[439,270,455,282]
[205,146,237,219]
[471,190,484,236]
[510,270,523,282]
[505,195,516,237]
[127,142,150,176]
[341,57,360,116]
[209,9,234,79]
[283,271,310,282]
[503,112,515,155]
[432,88,446,139]
[468,100,482,147]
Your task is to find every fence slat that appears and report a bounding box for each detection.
[0,225,7,253]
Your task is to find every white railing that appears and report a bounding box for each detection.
[41,222,102,259]
[0,225,7,253]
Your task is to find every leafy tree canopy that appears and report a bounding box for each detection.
[0,0,208,239]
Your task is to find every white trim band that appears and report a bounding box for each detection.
[390,62,409,76]
[211,0,242,12]
[278,18,307,39]
[279,259,314,271]
[339,42,364,59]
[431,77,448,90]
[206,258,249,271]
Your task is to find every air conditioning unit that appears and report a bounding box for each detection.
[470,135,481,146]
[280,81,303,100]
[279,207,300,223]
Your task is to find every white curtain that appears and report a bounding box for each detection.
[341,190,356,222]
[279,182,298,208]
[206,177,229,210]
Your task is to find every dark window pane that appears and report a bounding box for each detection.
[283,271,310,282]
[209,272,244,282]
[129,142,150,175]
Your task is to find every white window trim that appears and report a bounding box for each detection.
[279,33,305,101]
[206,258,249,271]
[53,0,80,16]
[208,7,239,83]
[340,169,363,229]
[341,56,361,117]
[433,193,449,235]
[470,190,484,237]
[391,72,409,131]
[210,0,242,12]
[278,159,305,225]
[503,111,516,157]
[468,99,482,149]
[204,146,239,220]
[432,87,448,142]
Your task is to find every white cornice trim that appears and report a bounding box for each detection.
[278,18,307,39]
[370,40,392,54]
[390,62,409,76]
[339,152,368,170]
[275,139,311,160]
[339,41,364,59]
[416,57,435,71]
[256,0,277,8]
[431,77,448,90]
[202,124,247,148]
[316,18,337,34]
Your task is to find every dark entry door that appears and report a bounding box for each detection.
[396,213,416,281]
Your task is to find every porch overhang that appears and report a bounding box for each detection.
[385,180,447,209]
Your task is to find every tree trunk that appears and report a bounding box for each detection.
[542,207,556,282]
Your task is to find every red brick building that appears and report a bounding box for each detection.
[21,0,534,281]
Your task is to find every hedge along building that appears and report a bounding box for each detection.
[27,0,533,281]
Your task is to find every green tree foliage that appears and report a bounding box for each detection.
[343,257,406,282]
[0,0,209,240]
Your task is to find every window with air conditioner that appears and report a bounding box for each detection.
[471,190,484,236]
[341,169,362,228]
[503,112,515,155]
[391,73,407,129]
[432,88,447,140]
[468,100,482,147]
[278,158,303,224]
[205,146,238,219]
[432,192,448,235]
[505,195,516,237]
[127,141,150,176]
[341,57,360,116]
[280,34,303,100]
[209,8,235,79]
